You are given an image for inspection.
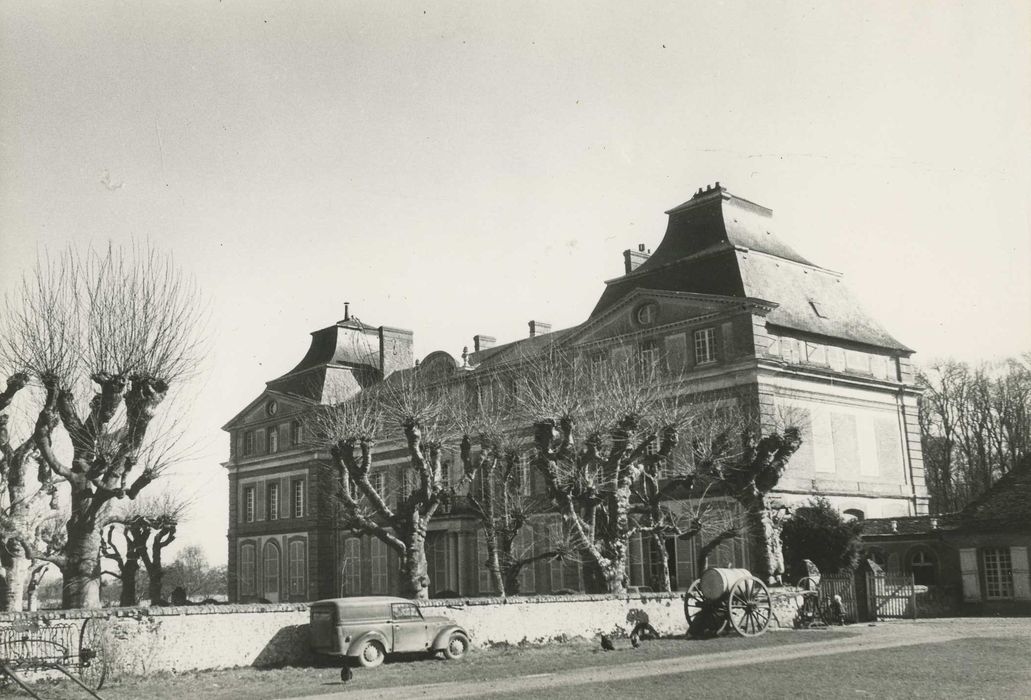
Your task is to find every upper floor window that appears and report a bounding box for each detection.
[292,479,305,518]
[369,472,386,499]
[291,420,303,447]
[243,486,255,523]
[694,328,717,365]
[243,431,255,457]
[267,482,280,520]
[268,426,279,454]
[517,453,531,496]
[982,548,1013,600]
[639,340,660,371]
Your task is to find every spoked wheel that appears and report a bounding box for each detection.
[727,576,772,637]
[78,618,109,690]
[684,580,727,638]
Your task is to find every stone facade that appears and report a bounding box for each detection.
[223,184,925,602]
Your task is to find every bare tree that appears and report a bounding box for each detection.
[0,379,61,611]
[0,245,203,608]
[101,492,189,605]
[918,356,1031,512]
[313,372,477,600]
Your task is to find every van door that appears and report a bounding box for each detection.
[390,603,430,652]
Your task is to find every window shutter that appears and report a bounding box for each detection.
[1010,546,1030,601]
[721,322,735,360]
[674,536,694,590]
[958,548,981,601]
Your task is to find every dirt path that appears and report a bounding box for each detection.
[291,619,1031,700]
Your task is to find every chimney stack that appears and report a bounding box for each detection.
[473,334,496,352]
[623,243,651,274]
[528,320,551,337]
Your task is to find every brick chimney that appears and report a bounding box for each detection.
[528,320,551,337]
[623,243,651,274]
[473,334,496,352]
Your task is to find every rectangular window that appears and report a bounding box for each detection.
[267,482,279,520]
[694,328,717,365]
[370,472,386,498]
[243,431,255,457]
[370,538,388,594]
[289,540,306,597]
[639,340,660,370]
[518,453,531,496]
[243,486,255,523]
[342,538,361,596]
[290,420,302,446]
[439,461,450,491]
[983,548,1014,599]
[268,426,279,454]
[292,479,305,518]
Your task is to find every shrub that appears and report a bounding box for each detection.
[781,497,863,579]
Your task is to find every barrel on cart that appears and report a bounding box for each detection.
[684,567,773,638]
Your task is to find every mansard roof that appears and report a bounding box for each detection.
[592,186,911,353]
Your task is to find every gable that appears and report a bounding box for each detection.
[570,289,772,347]
[222,390,315,431]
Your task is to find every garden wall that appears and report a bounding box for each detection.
[0,589,802,677]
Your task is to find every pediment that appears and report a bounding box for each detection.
[569,288,771,346]
[222,390,316,431]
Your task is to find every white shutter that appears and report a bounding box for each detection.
[1010,546,1030,601]
[958,548,981,601]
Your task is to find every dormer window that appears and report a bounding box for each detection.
[639,340,660,370]
[242,431,255,457]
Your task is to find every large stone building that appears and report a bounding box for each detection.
[223,184,927,602]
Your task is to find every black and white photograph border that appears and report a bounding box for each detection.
[0,2,1028,699]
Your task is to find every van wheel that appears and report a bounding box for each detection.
[357,640,385,668]
[442,632,469,660]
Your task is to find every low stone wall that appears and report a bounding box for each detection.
[0,589,804,677]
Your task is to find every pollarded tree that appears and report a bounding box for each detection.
[314,372,478,601]
[523,351,689,594]
[690,405,802,584]
[101,492,188,605]
[0,245,203,608]
[0,378,62,611]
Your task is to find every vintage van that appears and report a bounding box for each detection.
[309,596,470,668]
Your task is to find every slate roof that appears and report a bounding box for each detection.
[592,186,911,352]
[863,458,1031,537]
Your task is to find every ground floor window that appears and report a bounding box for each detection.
[342,537,361,595]
[240,542,256,596]
[264,541,281,596]
[370,538,388,594]
[982,548,1013,599]
[289,540,306,597]
[909,548,937,586]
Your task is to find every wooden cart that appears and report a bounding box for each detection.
[684,567,773,637]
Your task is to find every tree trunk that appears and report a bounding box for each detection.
[399,529,430,600]
[120,559,140,606]
[745,501,785,584]
[650,534,672,592]
[484,533,506,597]
[2,551,30,612]
[148,568,165,603]
[61,525,102,609]
[599,557,628,594]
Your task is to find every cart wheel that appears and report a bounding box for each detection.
[727,576,772,637]
[78,618,109,690]
[684,580,727,638]
[797,576,820,593]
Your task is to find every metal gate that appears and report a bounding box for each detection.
[818,574,858,623]
[866,572,916,620]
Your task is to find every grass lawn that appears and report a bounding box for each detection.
[8,630,848,700]
[487,637,1031,700]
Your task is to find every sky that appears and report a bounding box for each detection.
[1,1,1029,567]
